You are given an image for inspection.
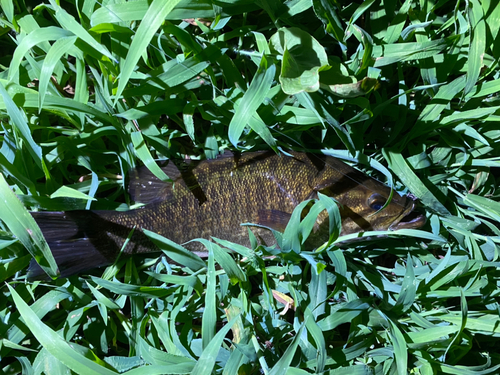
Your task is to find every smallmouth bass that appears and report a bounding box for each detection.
[29,151,426,278]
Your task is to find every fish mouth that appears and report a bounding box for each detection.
[389,202,427,230]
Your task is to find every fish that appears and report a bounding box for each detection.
[28,151,426,278]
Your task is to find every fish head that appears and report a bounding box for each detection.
[316,173,426,236]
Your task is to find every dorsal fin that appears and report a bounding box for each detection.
[127,151,274,206]
[128,161,181,205]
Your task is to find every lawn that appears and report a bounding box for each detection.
[1,0,500,374]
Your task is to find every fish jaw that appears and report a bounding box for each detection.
[389,200,427,231]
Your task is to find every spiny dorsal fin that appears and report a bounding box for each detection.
[128,151,273,206]
[128,161,181,205]
[128,158,211,206]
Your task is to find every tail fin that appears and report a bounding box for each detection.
[27,211,115,279]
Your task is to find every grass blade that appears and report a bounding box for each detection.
[114,0,183,102]
[38,36,77,109]
[268,323,306,375]
[191,316,238,375]
[0,82,44,171]
[200,240,216,350]
[0,173,57,277]
[383,149,450,215]
[465,0,486,96]
[7,284,117,374]
[228,54,276,148]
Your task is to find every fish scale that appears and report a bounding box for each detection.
[28,151,426,278]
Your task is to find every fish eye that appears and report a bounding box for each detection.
[367,193,386,211]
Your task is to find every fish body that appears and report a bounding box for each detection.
[29,152,425,277]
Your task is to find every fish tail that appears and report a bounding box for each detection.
[28,211,115,279]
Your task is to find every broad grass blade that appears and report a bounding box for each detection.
[0,82,44,171]
[383,149,450,215]
[7,284,117,374]
[228,54,276,148]
[38,36,77,109]
[0,174,57,278]
[114,0,183,102]
[465,0,486,96]
[191,316,238,375]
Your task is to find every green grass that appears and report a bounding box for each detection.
[1,0,500,373]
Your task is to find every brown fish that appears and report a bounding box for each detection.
[28,151,425,277]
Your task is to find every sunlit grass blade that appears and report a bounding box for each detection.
[464,0,486,96]
[382,0,412,44]
[317,192,341,245]
[334,228,445,244]
[210,240,246,282]
[228,54,276,148]
[373,38,451,67]
[91,276,176,299]
[304,254,327,317]
[462,194,500,223]
[387,317,408,375]
[407,325,459,346]
[7,27,73,81]
[296,92,356,154]
[322,148,395,188]
[90,0,217,26]
[137,334,194,366]
[1,0,14,23]
[1,289,70,356]
[282,200,311,251]
[0,82,44,171]
[327,249,347,278]
[312,0,345,44]
[90,1,150,25]
[318,300,371,331]
[383,149,450,215]
[304,308,326,373]
[198,240,216,350]
[49,0,116,63]
[38,36,77,109]
[131,132,170,181]
[438,362,500,375]
[143,230,206,271]
[122,364,196,374]
[0,173,57,278]
[393,254,417,314]
[211,237,254,259]
[145,272,203,294]
[414,76,466,135]
[114,0,183,102]
[268,323,305,375]
[191,316,238,375]
[7,284,117,374]
[50,185,97,202]
[0,87,117,124]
